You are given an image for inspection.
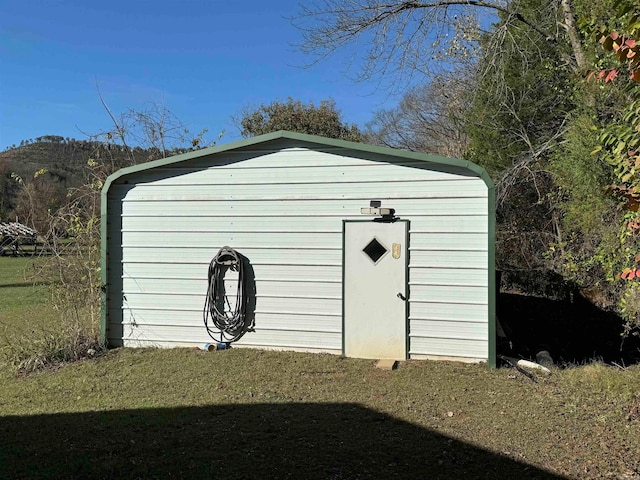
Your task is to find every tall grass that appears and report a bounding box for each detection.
[3,318,103,374]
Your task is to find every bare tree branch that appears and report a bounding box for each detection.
[366,72,470,157]
[95,80,135,166]
[294,0,583,90]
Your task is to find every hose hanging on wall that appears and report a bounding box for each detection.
[203,246,253,343]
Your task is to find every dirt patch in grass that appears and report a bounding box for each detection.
[1,348,639,479]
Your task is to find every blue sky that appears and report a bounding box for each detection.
[0,0,401,150]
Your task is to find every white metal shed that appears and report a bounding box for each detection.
[101,131,495,364]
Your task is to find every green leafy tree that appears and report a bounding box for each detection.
[540,0,640,330]
[578,0,640,328]
[465,0,579,174]
[458,0,580,272]
[237,98,363,142]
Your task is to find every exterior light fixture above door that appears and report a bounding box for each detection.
[360,200,395,217]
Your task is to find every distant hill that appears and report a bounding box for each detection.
[0,136,150,221]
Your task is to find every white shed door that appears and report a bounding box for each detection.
[343,220,408,359]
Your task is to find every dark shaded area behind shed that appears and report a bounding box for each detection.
[497,270,640,365]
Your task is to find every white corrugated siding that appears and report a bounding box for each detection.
[108,146,489,359]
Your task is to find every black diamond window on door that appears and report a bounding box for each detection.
[363,238,388,264]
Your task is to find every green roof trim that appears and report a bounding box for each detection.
[100,130,496,365]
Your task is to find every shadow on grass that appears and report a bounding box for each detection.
[0,403,565,479]
[0,281,55,289]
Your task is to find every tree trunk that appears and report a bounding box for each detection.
[560,0,588,71]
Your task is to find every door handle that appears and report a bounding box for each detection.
[397,292,407,301]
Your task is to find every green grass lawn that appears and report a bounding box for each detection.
[0,257,639,479]
[0,257,54,347]
[0,348,639,479]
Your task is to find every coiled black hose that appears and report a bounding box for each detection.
[203,246,250,343]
